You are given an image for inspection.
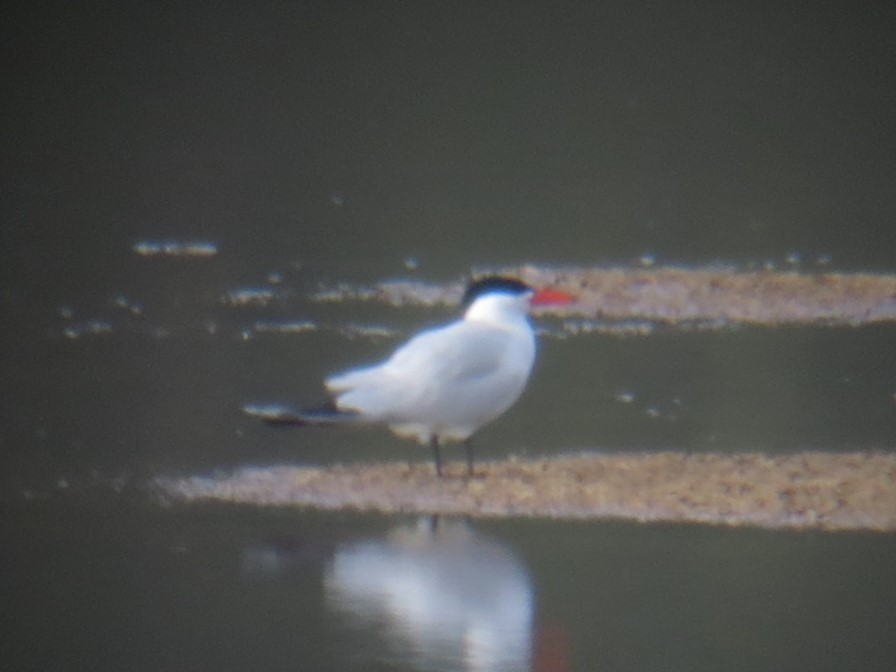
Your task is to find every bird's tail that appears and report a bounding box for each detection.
[242,402,362,427]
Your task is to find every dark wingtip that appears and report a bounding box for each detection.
[243,404,309,426]
[243,402,361,427]
[263,417,309,428]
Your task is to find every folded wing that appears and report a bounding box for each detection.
[325,320,535,439]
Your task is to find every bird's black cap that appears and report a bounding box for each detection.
[461,276,532,308]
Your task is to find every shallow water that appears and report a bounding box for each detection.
[4,500,896,672]
[4,2,896,670]
[4,267,895,671]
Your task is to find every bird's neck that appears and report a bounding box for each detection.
[464,301,530,330]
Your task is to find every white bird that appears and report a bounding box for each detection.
[244,276,573,476]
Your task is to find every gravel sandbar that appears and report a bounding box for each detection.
[317,266,896,326]
[156,451,896,532]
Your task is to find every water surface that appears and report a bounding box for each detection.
[3,2,896,670]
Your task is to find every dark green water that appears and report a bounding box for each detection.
[4,502,895,671]
[3,2,896,670]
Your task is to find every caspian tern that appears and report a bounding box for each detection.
[244,276,574,476]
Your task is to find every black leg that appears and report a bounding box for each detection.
[430,435,443,477]
[463,437,474,476]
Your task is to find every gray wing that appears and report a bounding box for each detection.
[325,320,533,420]
[385,320,521,383]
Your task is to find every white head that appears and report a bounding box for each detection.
[461,276,573,325]
[461,277,533,324]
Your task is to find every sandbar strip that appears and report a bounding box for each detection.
[155,451,896,532]
[317,267,896,326]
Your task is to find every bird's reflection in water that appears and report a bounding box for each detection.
[324,517,535,672]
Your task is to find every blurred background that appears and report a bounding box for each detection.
[4,1,896,288]
[3,2,895,671]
